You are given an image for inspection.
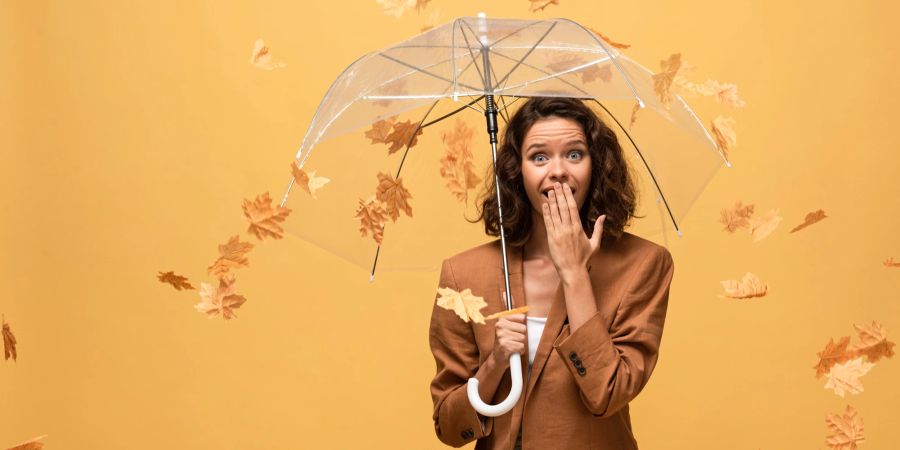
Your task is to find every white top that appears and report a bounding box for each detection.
[526,316,548,367]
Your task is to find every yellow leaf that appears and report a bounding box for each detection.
[440,119,482,203]
[249,39,286,71]
[436,287,487,324]
[6,435,47,450]
[484,306,531,321]
[588,28,631,49]
[291,161,330,199]
[711,116,737,160]
[790,209,827,233]
[546,54,613,84]
[825,405,865,450]
[652,53,682,108]
[884,257,900,267]
[2,315,17,362]
[364,117,397,144]
[823,357,874,397]
[354,196,389,245]
[375,172,413,222]
[242,192,292,240]
[849,321,896,363]
[384,120,424,154]
[629,102,641,130]
[195,275,247,320]
[157,271,196,291]
[749,209,781,242]
[718,201,755,233]
[720,272,767,299]
[207,235,254,279]
[813,336,854,379]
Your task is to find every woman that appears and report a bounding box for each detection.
[428,97,675,450]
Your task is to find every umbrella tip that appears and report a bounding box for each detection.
[724,160,733,168]
[369,273,375,283]
[477,12,486,18]
[675,228,683,237]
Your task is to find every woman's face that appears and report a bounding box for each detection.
[520,116,593,217]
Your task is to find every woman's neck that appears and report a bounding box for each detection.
[523,212,551,260]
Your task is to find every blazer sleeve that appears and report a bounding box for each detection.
[428,259,495,447]
[552,245,675,417]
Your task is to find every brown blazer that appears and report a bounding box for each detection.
[428,233,674,449]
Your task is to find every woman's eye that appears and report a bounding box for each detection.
[567,150,584,160]
[532,154,547,162]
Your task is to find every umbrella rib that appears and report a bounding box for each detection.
[376,53,484,93]
[491,22,558,91]
[457,24,489,92]
[477,19,544,48]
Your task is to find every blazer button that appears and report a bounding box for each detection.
[573,359,584,368]
[460,428,474,439]
[569,351,578,362]
[577,366,586,376]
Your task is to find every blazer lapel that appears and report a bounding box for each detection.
[523,280,567,402]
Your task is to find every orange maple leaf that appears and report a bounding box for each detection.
[529,0,559,12]
[825,405,865,450]
[720,272,767,299]
[629,102,641,130]
[290,161,329,199]
[364,117,397,144]
[849,321,896,363]
[675,78,746,108]
[719,201,755,233]
[440,119,482,202]
[195,275,247,320]
[814,336,855,379]
[375,172,413,222]
[711,115,737,160]
[749,209,781,242]
[484,306,531,321]
[384,120,424,154]
[354,196,389,245]
[373,78,408,107]
[790,209,828,233]
[436,287,488,324]
[6,435,47,450]
[546,54,612,84]
[588,28,631,49]
[157,271,196,291]
[884,257,900,267]
[249,39,286,70]
[652,53,682,108]
[2,315,16,362]
[242,192,292,240]
[207,235,254,279]
[824,357,874,397]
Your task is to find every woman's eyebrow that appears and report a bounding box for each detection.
[525,139,586,151]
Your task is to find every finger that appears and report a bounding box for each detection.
[548,188,563,229]
[563,182,580,227]
[553,183,569,228]
[542,201,555,233]
[590,214,606,248]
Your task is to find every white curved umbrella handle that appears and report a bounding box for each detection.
[466,353,523,417]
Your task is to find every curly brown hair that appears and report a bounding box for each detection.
[476,97,639,247]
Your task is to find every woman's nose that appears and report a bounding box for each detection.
[548,160,569,181]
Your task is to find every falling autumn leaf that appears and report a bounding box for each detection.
[384,120,424,154]
[2,315,16,362]
[588,28,631,49]
[376,0,426,18]
[354,196,389,245]
[484,306,531,321]
[814,336,855,379]
[291,161,330,199]
[242,192,292,241]
[711,116,737,160]
[546,55,613,84]
[790,209,828,233]
[675,78,746,108]
[375,172,413,222]
[719,201,755,233]
[6,435,47,450]
[825,405,865,450]
[195,275,247,320]
[720,272,767,299]
[436,287,488,324]
[364,117,397,144]
[884,257,900,267]
[652,53,682,108]
[529,0,559,12]
[849,321,896,363]
[207,235,254,279]
[749,209,781,242]
[249,39,287,71]
[157,271,196,291]
[373,79,408,107]
[824,357,874,397]
[629,102,641,130]
[440,119,482,203]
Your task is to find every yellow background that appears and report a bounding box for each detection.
[2,0,899,448]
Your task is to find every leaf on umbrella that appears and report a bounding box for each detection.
[373,79,408,107]
[749,209,781,242]
[484,306,531,321]
[824,357,874,397]
[652,53,682,108]
[242,192,292,241]
[440,119,482,203]
[790,209,828,233]
[208,235,254,279]
[711,115,737,160]
[2,316,17,362]
[436,287,487,324]
[629,102,641,130]
[157,271,196,291]
[720,272,767,299]
[546,54,612,84]
[849,321,896,363]
[249,39,286,71]
[529,0,560,12]
[384,120,424,154]
[291,161,330,199]
[6,435,47,450]
[884,257,900,267]
[354,196,389,245]
[675,78,746,108]
[588,28,631,49]
[718,201,755,233]
[375,172,413,222]
[364,117,397,144]
[195,275,247,320]
[814,336,855,379]
[825,405,865,450]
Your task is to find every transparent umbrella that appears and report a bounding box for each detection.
[278,14,729,416]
